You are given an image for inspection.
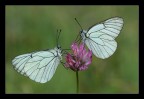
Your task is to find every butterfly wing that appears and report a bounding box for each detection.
[12,49,61,83]
[85,17,123,59]
[12,53,32,76]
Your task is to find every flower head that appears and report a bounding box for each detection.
[65,42,92,71]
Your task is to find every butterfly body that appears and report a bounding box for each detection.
[54,46,62,60]
[80,30,87,41]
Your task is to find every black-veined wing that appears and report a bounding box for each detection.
[12,48,62,83]
[84,17,123,59]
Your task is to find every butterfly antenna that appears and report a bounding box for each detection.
[75,18,83,30]
[56,29,61,47]
[74,18,83,42]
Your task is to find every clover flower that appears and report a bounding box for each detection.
[65,42,92,71]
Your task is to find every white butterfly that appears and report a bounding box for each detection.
[75,17,123,59]
[12,30,65,83]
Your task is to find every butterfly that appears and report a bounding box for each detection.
[12,30,67,83]
[75,17,124,59]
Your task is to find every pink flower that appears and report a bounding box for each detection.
[65,42,92,71]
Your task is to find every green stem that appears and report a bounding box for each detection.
[76,71,79,94]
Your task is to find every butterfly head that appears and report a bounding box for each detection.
[55,45,62,60]
[80,30,87,41]
[57,45,61,50]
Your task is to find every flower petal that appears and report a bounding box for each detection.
[71,43,79,56]
[65,42,92,71]
[79,65,88,71]
[79,43,85,52]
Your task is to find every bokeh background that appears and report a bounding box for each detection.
[6,6,138,94]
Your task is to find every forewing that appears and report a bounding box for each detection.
[85,17,123,59]
[12,50,60,83]
[12,53,31,76]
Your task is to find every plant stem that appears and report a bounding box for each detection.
[76,71,79,94]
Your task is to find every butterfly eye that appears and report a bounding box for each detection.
[58,45,61,49]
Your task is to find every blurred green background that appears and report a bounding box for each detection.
[6,6,138,94]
